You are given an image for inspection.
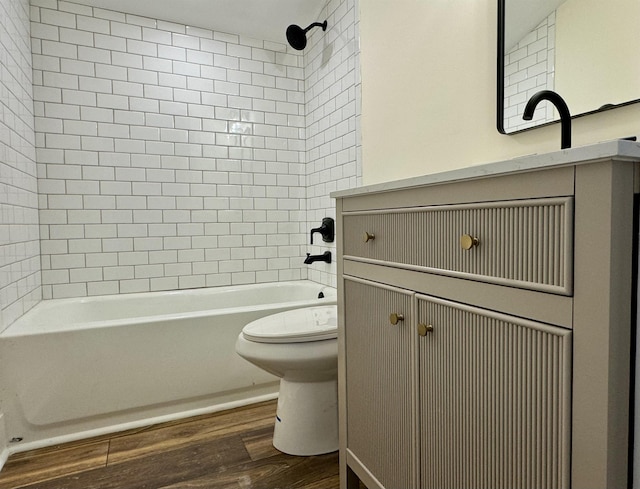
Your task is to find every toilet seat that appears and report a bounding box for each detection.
[242,305,337,343]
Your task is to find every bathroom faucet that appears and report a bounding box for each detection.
[304,251,332,264]
[523,90,572,149]
[310,218,335,244]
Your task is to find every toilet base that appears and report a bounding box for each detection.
[272,378,338,456]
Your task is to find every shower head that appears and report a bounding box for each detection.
[286,20,327,50]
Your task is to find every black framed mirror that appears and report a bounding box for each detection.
[497,0,640,134]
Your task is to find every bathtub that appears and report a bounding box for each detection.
[0,280,336,456]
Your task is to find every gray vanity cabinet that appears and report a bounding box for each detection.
[342,277,572,489]
[334,145,640,489]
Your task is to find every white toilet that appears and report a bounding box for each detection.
[235,305,338,456]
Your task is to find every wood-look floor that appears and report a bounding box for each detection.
[0,400,339,489]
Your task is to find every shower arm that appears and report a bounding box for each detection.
[304,21,327,34]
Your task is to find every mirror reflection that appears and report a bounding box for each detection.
[497,0,640,134]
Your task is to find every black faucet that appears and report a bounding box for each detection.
[310,218,334,244]
[523,90,572,149]
[304,251,332,264]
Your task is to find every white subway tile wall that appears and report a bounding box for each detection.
[0,0,41,331]
[304,0,361,288]
[503,12,555,132]
[30,0,357,299]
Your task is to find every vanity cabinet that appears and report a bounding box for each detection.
[343,271,571,489]
[334,143,640,489]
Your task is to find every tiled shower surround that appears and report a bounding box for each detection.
[30,0,360,300]
[305,0,360,286]
[0,0,41,329]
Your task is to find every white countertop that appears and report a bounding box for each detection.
[331,140,640,198]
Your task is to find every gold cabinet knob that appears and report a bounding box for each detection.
[363,231,375,242]
[418,323,434,336]
[460,234,479,250]
[389,313,404,325]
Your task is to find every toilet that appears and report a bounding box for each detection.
[235,305,338,456]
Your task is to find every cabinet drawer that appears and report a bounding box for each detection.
[343,197,573,294]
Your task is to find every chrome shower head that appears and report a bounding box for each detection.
[286,20,327,50]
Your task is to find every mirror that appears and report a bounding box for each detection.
[497,0,640,134]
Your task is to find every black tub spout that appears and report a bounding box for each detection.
[523,90,572,149]
[304,251,332,264]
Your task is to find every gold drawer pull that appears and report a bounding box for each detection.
[418,323,434,336]
[363,231,375,243]
[460,234,479,250]
[389,313,404,325]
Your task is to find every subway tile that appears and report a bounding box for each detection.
[172,33,199,50]
[158,44,186,61]
[133,237,163,252]
[78,46,111,64]
[43,71,78,89]
[80,106,113,122]
[158,73,186,89]
[142,27,171,45]
[40,8,76,28]
[76,14,109,34]
[59,26,93,46]
[112,80,144,97]
[127,38,157,57]
[143,56,172,73]
[52,283,87,298]
[79,75,112,93]
[129,97,159,113]
[62,89,96,106]
[172,61,200,77]
[31,22,60,40]
[88,280,119,295]
[60,58,95,76]
[112,51,143,69]
[130,125,160,140]
[119,279,150,294]
[127,68,158,84]
[110,21,142,40]
[95,63,127,80]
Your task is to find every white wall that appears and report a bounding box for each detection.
[359,0,640,185]
[556,0,640,114]
[0,0,40,331]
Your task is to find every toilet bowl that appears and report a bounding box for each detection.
[235,305,338,456]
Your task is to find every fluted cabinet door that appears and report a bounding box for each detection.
[344,278,417,489]
[417,295,572,489]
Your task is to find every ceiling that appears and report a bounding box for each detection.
[505,0,567,51]
[71,0,326,44]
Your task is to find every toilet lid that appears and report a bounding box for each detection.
[242,305,337,343]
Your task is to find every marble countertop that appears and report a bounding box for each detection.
[331,140,640,198]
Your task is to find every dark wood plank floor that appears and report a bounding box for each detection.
[0,400,339,489]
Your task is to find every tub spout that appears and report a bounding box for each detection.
[304,251,332,264]
[523,90,571,149]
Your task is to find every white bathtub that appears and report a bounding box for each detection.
[0,280,336,456]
